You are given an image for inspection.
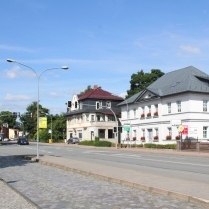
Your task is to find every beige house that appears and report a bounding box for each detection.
[66,85,124,143]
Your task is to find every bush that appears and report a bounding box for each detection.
[78,140,94,146]
[94,136,100,142]
[78,140,112,147]
[94,141,112,147]
[144,143,176,149]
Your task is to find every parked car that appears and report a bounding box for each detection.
[17,138,29,145]
[67,137,80,144]
[3,138,9,141]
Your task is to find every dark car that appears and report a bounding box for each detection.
[67,137,80,144]
[17,138,29,145]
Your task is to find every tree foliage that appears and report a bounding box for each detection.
[126,69,164,98]
[0,111,16,128]
[80,85,92,94]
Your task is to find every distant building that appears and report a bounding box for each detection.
[118,66,209,144]
[66,85,124,142]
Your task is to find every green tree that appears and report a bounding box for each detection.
[19,102,49,139]
[52,113,66,142]
[80,85,92,94]
[126,69,164,98]
[0,111,16,128]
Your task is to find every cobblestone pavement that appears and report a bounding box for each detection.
[0,156,206,209]
[0,180,37,209]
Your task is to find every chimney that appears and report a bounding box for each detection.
[93,85,98,89]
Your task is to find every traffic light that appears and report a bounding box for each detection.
[12,112,17,118]
[118,127,122,133]
[67,101,72,108]
[75,101,77,108]
[96,102,100,110]
[26,112,32,117]
[113,127,117,133]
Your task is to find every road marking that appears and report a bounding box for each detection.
[83,151,209,167]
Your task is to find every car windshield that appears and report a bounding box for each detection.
[20,138,28,141]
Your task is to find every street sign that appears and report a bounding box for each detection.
[178,125,184,132]
[124,126,130,131]
[39,117,47,128]
[182,125,188,135]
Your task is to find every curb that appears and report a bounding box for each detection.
[0,178,41,209]
[33,158,209,208]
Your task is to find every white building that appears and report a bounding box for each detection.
[66,85,124,142]
[118,66,209,144]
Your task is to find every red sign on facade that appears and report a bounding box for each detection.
[182,125,188,135]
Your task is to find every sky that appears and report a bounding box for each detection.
[1,0,209,115]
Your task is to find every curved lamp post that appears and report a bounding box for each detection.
[7,59,68,159]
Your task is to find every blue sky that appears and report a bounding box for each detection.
[1,0,209,114]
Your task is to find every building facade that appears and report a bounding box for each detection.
[66,85,124,143]
[118,66,209,144]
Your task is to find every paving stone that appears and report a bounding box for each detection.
[0,156,206,209]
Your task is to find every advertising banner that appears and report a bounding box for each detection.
[39,117,47,129]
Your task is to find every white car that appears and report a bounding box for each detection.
[4,138,9,141]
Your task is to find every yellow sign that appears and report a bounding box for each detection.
[39,117,47,129]
[178,125,184,132]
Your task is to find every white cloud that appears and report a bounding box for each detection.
[119,92,127,98]
[179,45,201,54]
[49,92,58,97]
[0,44,39,52]
[4,66,36,79]
[4,93,31,101]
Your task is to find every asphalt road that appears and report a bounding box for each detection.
[2,141,209,186]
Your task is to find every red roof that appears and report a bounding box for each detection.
[78,87,124,101]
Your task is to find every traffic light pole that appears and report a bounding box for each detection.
[107,107,118,149]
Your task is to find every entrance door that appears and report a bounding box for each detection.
[147,129,153,143]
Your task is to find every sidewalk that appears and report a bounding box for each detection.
[29,143,209,208]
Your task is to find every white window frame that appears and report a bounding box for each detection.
[168,102,171,114]
[91,115,95,122]
[203,126,207,138]
[168,127,172,136]
[177,101,181,113]
[86,114,89,122]
[133,109,136,118]
[106,101,111,108]
[155,128,158,136]
[203,100,207,112]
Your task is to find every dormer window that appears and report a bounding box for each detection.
[106,101,111,108]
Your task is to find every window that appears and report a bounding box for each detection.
[168,127,172,136]
[106,101,111,108]
[148,105,151,113]
[203,100,207,112]
[80,102,83,109]
[142,107,145,114]
[155,128,158,136]
[155,104,158,112]
[127,110,130,119]
[91,115,95,122]
[108,115,115,121]
[133,109,136,118]
[142,129,145,137]
[78,130,82,139]
[203,126,207,138]
[99,101,102,108]
[86,114,89,122]
[96,101,102,109]
[97,115,100,121]
[167,102,171,114]
[177,101,181,112]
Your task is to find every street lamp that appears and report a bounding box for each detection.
[106,107,118,149]
[7,59,68,159]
